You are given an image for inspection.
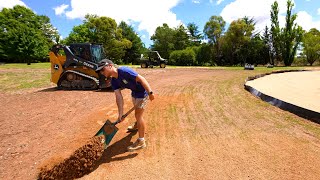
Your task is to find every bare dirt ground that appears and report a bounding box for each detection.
[1,68,320,180]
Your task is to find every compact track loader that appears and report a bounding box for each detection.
[49,43,110,90]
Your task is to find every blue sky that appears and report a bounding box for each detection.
[1,0,320,47]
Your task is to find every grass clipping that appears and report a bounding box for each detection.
[38,136,105,180]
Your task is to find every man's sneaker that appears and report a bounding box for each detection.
[127,122,138,132]
[127,139,146,152]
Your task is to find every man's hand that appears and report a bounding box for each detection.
[117,115,125,123]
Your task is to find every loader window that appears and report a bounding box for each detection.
[81,47,90,61]
[91,45,105,63]
[70,46,90,61]
[71,47,81,57]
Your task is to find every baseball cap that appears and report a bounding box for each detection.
[96,59,114,72]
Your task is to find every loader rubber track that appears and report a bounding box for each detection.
[57,70,99,90]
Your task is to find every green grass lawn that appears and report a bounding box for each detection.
[0,63,52,92]
[0,62,51,69]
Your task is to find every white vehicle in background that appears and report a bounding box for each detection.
[244,63,254,70]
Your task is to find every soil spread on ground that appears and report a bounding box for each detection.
[38,136,104,180]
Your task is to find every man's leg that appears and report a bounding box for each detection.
[127,98,147,151]
[135,107,145,138]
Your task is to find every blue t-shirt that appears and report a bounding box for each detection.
[111,67,147,98]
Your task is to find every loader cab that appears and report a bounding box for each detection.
[69,43,106,63]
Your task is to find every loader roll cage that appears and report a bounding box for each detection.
[51,43,106,71]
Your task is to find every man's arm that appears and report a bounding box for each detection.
[136,74,154,101]
[114,89,124,121]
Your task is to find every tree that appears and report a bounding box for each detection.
[283,0,303,66]
[246,34,266,65]
[239,16,264,65]
[187,23,203,46]
[39,15,59,45]
[262,26,273,65]
[85,15,132,61]
[118,21,144,64]
[151,23,175,59]
[270,0,303,66]
[0,5,58,63]
[223,18,254,65]
[196,44,214,66]
[64,15,131,61]
[169,49,196,66]
[302,28,320,65]
[270,1,282,64]
[174,24,190,50]
[203,16,226,65]
[64,24,91,43]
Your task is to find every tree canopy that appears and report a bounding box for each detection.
[1,1,319,67]
[0,5,58,64]
[270,0,303,66]
[302,28,320,65]
[118,21,145,64]
[64,15,132,62]
[150,23,177,59]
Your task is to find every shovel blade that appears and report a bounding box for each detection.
[95,120,118,148]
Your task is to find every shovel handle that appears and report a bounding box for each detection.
[113,96,148,125]
[113,110,132,125]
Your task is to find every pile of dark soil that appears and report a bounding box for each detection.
[38,136,105,180]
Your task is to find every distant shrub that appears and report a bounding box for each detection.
[169,49,196,66]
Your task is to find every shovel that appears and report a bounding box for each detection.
[95,97,147,148]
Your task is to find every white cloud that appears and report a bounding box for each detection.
[0,0,27,10]
[209,0,225,5]
[318,8,320,15]
[192,0,200,4]
[220,0,320,33]
[53,4,69,16]
[217,0,224,5]
[58,0,182,37]
[220,0,293,33]
[296,11,320,31]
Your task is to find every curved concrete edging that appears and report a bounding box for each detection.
[244,70,320,124]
